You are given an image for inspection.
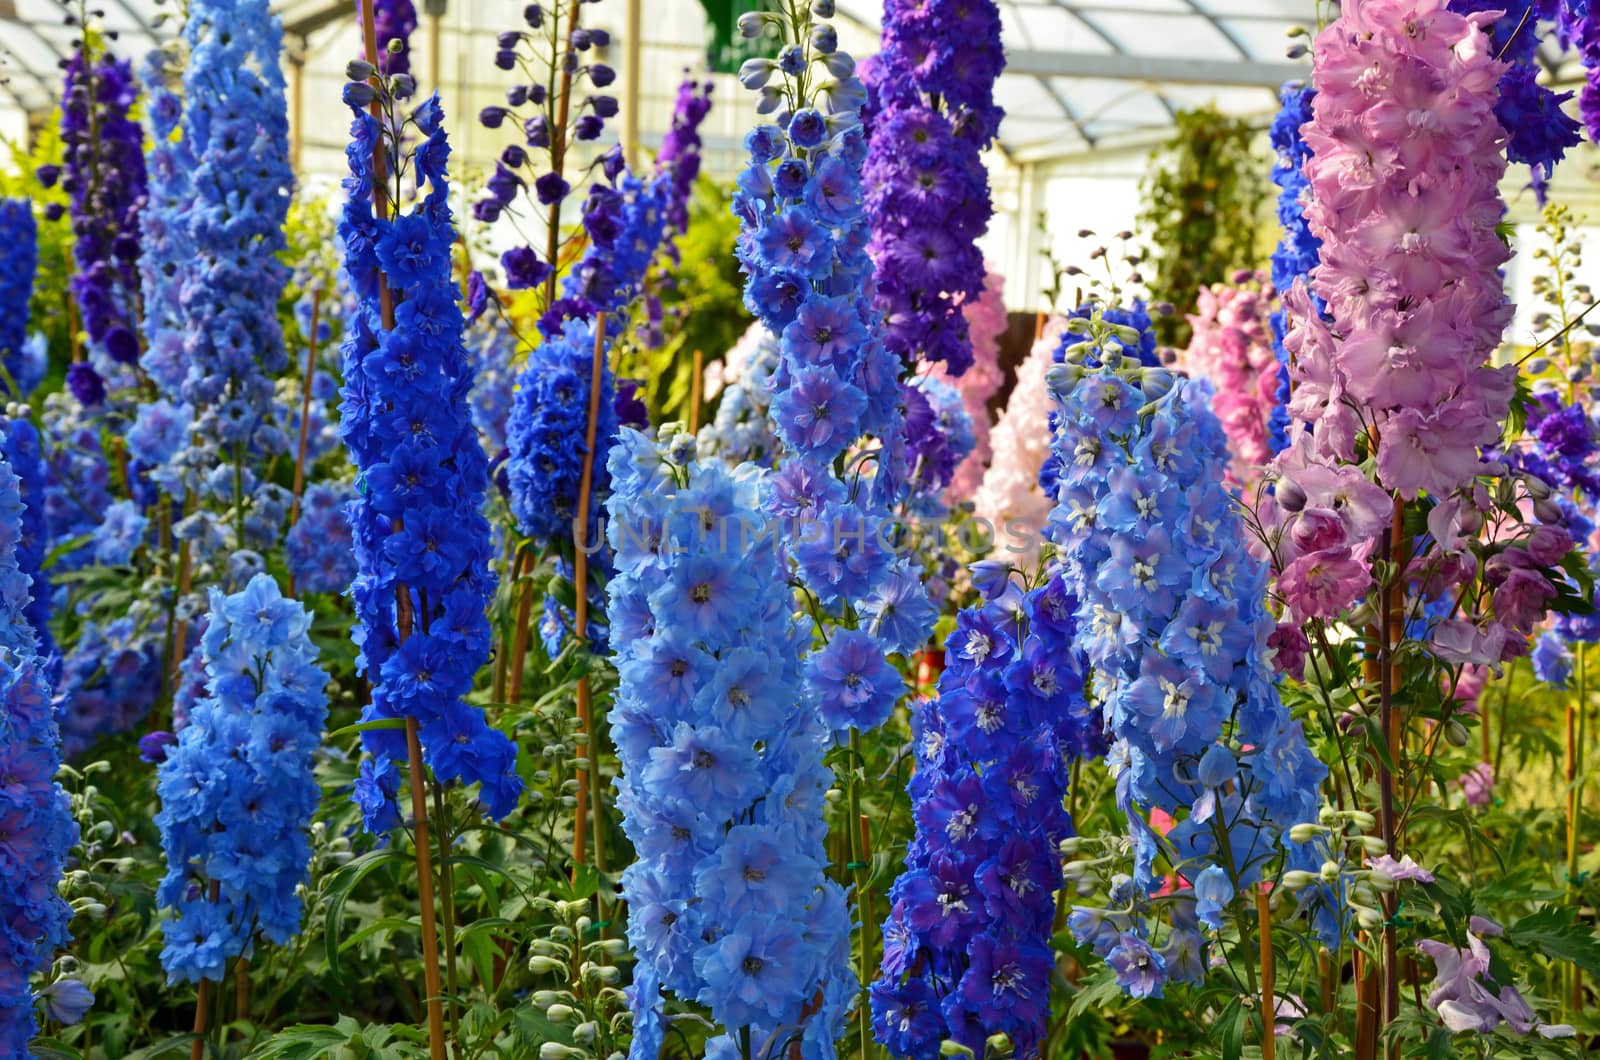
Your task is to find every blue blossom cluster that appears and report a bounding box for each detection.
[605,426,855,1058]
[1266,84,1320,455]
[338,88,520,826]
[697,323,780,467]
[155,574,328,983]
[734,4,932,679]
[1449,0,1581,188]
[1037,300,1161,502]
[902,375,976,516]
[871,565,1098,1057]
[137,45,194,401]
[862,0,1004,375]
[49,46,146,405]
[1,419,53,660]
[467,310,517,457]
[505,317,618,542]
[552,170,671,327]
[657,75,714,241]
[0,454,78,1055]
[39,392,112,575]
[1043,309,1325,995]
[57,613,169,758]
[286,482,360,595]
[160,0,295,528]
[0,199,36,388]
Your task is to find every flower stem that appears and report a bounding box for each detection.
[848,727,871,1060]
[433,784,463,1055]
[1568,644,1586,1013]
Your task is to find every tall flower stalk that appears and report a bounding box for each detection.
[863,0,1004,375]
[0,452,77,1056]
[339,26,519,1057]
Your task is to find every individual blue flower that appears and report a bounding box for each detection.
[804,628,906,734]
[1532,629,1574,688]
[155,574,328,983]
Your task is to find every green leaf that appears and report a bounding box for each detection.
[326,717,409,742]
[1506,905,1600,977]
[322,848,409,984]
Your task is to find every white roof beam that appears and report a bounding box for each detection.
[1006,50,1305,88]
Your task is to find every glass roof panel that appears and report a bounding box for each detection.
[0,0,1321,167]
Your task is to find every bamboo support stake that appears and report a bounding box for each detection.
[1258,887,1276,1060]
[189,880,222,1060]
[571,313,609,879]
[688,348,704,433]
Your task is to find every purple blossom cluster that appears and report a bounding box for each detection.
[871,565,1097,1057]
[475,0,618,292]
[862,0,1004,375]
[656,75,714,239]
[48,46,147,405]
[0,199,37,388]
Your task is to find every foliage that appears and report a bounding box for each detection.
[1136,104,1267,348]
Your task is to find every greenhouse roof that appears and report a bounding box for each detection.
[0,0,1586,167]
[0,0,1317,161]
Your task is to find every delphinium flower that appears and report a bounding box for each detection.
[48,44,147,404]
[862,0,1004,376]
[1283,0,1514,503]
[971,317,1068,567]
[552,169,671,326]
[370,0,418,74]
[160,0,296,549]
[474,0,617,292]
[38,392,111,575]
[136,44,194,401]
[1037,299,1162,504]
[1265,82,1318,456]
[286,482,360,595]
[1044,307,1325,992]
[338,78,521,825]
[0,455,78,1055]
[902,376,975,518]
[656,75,714,242]
[155,574,329,983]
[697,322,781,467]
[1417,916,1574,1037]
[734,2,930,672]
[871,564,1099,1057]
[56,614,168,757]
[1449,0,1581,189]
[938,267,1006,503]
[467,308,518,457]
[1178,271,1280,484]
[505,317,618,543]
[606,425,854,1057]
[0,199,37,388]
[1,418,53,660]
[1564,1,1600,141]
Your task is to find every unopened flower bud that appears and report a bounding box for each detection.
[1368,869,1396,892]
[1346,810,1377,831]
[1358,836,1389,857]
[1355,906,1384,931]
[1275,478,1307,513]
[1289,822,1320,844]
[1281,870,1316,890]
[546,1003,577,1023]
[737,11,764,37]
[346,59,376,82]
[1320,860,1342,882]
[1444,719,1470,747]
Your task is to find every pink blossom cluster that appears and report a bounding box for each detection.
[1179,270,1280,484]
[935,267,1006,503]
[971,315,1067,565]
[1283,0,1515,502]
